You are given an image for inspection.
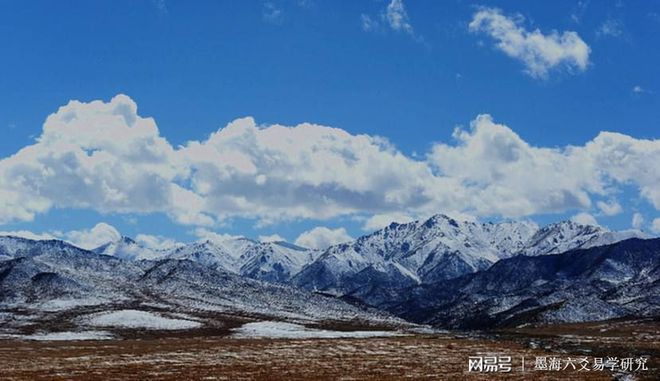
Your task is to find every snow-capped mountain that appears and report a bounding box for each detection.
[238,241,321,283]
[90,235,321,283]
[292,215,648,303]
[0,236,401,335]
[165,239,250,272]
[521,221,650,256]
[93,236,170,261]
[0,219,657,335]
[164,238,320,283]
[389,238,660,329]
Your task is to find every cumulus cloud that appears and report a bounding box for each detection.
[193,228,244,244]
[294,227,353,250]
[179,116,449,225]
[0,95,191,225]
[0,96,658,230]
[259,234,285,243]
[632,213,645,230]
[362,212,416,231]
[135,233,182,250]
[0,224,180,251]
[469,7,590,78]
[0,230,56,241]
[571,212,599,226]
[63,222,121,250]
[429,114,660,218]
[652,218,660,234]
[430,115,596,217]
[597,200,623,216]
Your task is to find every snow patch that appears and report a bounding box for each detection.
[231,321,402,339]
[22,331,113,341]
[82,309,202,330]
[37,298,107,312]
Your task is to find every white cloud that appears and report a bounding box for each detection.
[385,0,413,35]
[63,222,121,250]
[632,213,644,230]
[180,116,448,225]
[429,115,596,217]
[193,227,244,244]
[0,96,658,230]
[360,210,476,231]
[0,95,190,225]
[429,114,660,217]
[469,7,591,78]
[361,0,416,38]
[362,212,415,231]
[135,234,182,250]
[0,230,56,241]
[597,200,623,216]
[259,234,285,243]
[652,218,660,234]
[0,224,183,251]
[590,132,660,210]
[571,212,599,226]
[294,227,353,250]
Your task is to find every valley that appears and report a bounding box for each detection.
[1,318,657,380]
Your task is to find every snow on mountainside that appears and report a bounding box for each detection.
[0,236,404,338]
[520,220,650,256]
[292,215,648,303]
[390,238,660,329]
[239,241,321,283]
[166,239,247,272]
[91,236,321,283]
[93,236,171,260]
[165,238,320,283]
[0,218,656,336]
[3,216,647,294]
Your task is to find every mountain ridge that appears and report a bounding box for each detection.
[291,215,649,301]
[387,237,660,329]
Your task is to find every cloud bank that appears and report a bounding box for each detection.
[0,95,657,231]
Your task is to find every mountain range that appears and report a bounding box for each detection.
[0,235,398,335]
[291,216,647,303]
[388,237,660,329]
[0,214,656,336]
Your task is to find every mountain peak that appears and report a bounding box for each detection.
[119,235,137,245]
[421,214,461,229]
[93,235,160,261]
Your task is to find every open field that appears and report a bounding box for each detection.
[0,318,657,381]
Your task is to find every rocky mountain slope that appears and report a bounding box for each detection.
[94,236,320,284]
[291,215,646,303]
[1,216,655,336]
[387,238,660,329]
[0,236,402,337]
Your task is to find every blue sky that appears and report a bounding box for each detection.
[0,0,658,248]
